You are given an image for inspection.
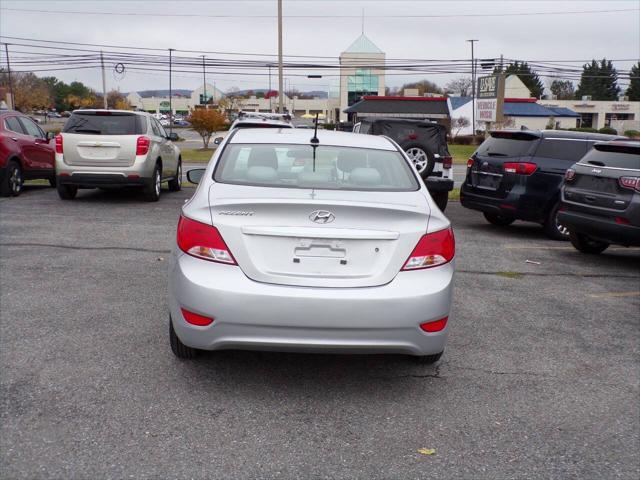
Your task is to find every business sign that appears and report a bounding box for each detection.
[476,75,505,123]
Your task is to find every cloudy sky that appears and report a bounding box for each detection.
[1,0,638,94]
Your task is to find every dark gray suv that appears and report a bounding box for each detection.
[560,140,640,253]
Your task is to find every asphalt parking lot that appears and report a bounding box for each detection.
[1,185,638,479]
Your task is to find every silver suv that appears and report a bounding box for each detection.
[55,109,182,201]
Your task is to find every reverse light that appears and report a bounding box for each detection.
[565,168,576,181]
[181,308,214,326]
[402,227,455,270]
[619,176,640,192]
[177,215,236,265]
[504,162,537,175]
[420,317,448,332]
[55,134,63,154]
[136,136,151,156]
[442,155,453,169]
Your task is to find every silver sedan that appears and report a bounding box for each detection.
[168,128,455,362]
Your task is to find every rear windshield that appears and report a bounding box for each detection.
[214,143,419,191]
[63,112,146,135]
[234,122,292,129]
[534,138,587,162]
[580,146,640,170]
[476,133,538,157]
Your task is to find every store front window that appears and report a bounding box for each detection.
[578,113,595,128]
[605,113,634,127]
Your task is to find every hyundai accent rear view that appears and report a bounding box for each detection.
[168,129,455,362]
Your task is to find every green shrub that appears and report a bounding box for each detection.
[322,123,336,130]
[623,129,640,138]
[451,134,485,145]
[598,127,618,135]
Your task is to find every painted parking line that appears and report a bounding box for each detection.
[588,291,640,298]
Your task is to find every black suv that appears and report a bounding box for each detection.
[559,140,640,253]
[354,118,454,211]
[460,130,623,240]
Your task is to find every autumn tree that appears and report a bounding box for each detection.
[549,80,575,100]
[106,90,131,109]
[445,77,472,97]
[188,109,227,149]
[398,79,443,96]
[10,73,52,111]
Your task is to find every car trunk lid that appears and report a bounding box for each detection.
[207,184,431,288]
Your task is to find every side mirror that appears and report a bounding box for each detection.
[213,137,223,145]
[186,168,206,185]
[168,132,179,141]
[46,131,55,141]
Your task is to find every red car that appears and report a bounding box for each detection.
[0,110,56,196]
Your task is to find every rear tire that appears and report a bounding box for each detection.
[0,160,22,197]
[543,202,570,241]
[483,212,515,226]
[569,231,609,254]
[403,143,436,178]
[169,317,199,359]
[168,160,182,192]
[412,351,443,364]
[144,164,162,202]
[56,182,77,200]
[432,191,448,211]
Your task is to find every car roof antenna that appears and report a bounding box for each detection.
[310,112,320,172]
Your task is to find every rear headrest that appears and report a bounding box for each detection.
[337,149,367,173]
[248,146,278,170]
[349,167,381,187]
[297,171,332,188]
[246,166,278,183]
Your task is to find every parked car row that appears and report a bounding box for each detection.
[460,130,639,253]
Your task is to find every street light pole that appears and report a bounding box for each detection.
[467,39,478,136]
[277,0,284,113]
[169,48,174,135]
[202,55,207,108]
[100,50,108,109]
[3,43,15,110]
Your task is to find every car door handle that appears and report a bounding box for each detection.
[11,137,18,141]
[584,195,596,203]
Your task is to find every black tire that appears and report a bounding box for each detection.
[483,212,515,226]
[569,231,609,254]
[56,182,77,200]
[0,160,23,197]
[144,163,162,202]
[48,176,56,188]
[402,142,436,178]
[543,202,570,241]
[169,317,199,359]
[432,191,448,211]
[412,351,443,364]
[168,160,182,192]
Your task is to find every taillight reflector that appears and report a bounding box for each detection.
[177,215,236,265]
[442,155,453,169]
[619,176,640,192]
[420,317,448,332]
[565,168,576,181]
[55,134,63,154]
[504,162,537,175]
[467,158,474,168]
[136,136,151,156]
[402,227,455,270]
[615,217,630,225]
[181,308,214,326]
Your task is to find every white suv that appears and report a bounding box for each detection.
[55,110,182,201]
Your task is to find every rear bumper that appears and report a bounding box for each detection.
[425,177,454,193]
[558,210,640,246]
[169,252,454,356]
[460,186,547,222]
[57,173,149,188]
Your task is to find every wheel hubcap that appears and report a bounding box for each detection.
[405,148,427,173]
[9,167,21,193]
[177,164,182,187]
[555,214,570,236]
[155,171,161,195]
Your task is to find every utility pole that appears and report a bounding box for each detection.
[467,39,478,136]
[277,0,284,113]
[100,50,108,109]
[169,48,174,135]
[201,55,207,108]
[268,65,272,112]
[4,43,15,110]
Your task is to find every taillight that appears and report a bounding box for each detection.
[420,317,448,332]
[619,176,640,192]
[467,158,474,168]
[181,308,214,326]
[442,155,453,169]
[565,168,576,181]
[402,227,455,271]
[55,134,63,154]
[177,215,236,265]
[503,162,537,175]
[136,136,151,156]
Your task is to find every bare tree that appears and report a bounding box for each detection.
[452,117,471,137]
[445,77,473,97]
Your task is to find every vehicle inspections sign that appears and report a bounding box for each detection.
[476,75,505,123]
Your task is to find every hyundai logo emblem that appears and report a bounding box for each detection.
[309,210,335,224]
